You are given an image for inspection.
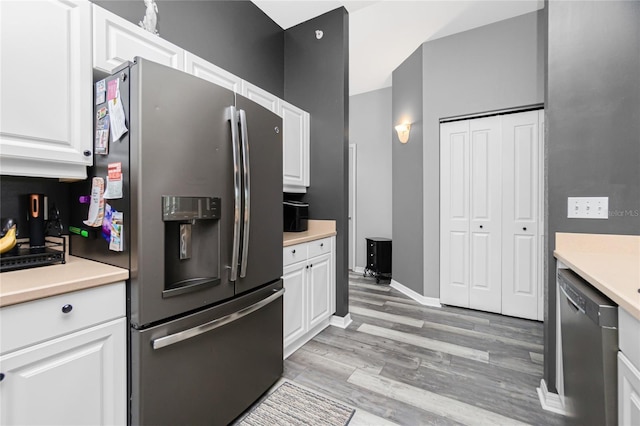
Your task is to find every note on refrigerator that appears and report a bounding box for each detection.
[103,162,123,199]
[83,177,105,227]
[96,79,106,105]
[107,78,128,142]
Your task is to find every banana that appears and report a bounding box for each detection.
[0,225,17,254]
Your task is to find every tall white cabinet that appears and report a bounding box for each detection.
[440,109,543,320]
[0,0,93,179]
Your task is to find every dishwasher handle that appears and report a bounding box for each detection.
[152,288,284,350]
[561,284,585,314]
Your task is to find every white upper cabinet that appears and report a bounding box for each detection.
[93,5,184,74]
[241,81,280,114]
[184,52,241,93]
[0,0,93,179]
[280,100,310,192]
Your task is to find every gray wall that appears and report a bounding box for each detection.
[545,0,640,392]
[283,9,350,316]
[418,10,545,297]
[391,48,424,293]
[350,88,393,269]
[92,0,284,97]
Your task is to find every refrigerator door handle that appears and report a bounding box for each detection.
[239,109,250,278]
[228,106,242,282]
[151,288,285,349]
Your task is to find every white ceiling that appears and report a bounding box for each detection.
[252,0,544,95]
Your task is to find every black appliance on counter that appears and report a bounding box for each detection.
[70,58,283,425]
[283,200,308,232]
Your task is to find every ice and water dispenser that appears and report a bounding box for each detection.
[162,196,221,298]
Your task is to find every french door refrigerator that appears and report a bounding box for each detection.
[70,57,283,425]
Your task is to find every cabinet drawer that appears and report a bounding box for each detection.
[0,282,125,355]
[308,237,332,259]
[283,243,307,267]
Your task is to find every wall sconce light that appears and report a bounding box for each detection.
[395,123,411,143]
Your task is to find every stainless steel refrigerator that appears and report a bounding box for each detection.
[70,57,283,425]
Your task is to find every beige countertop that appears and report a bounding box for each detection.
[554,233,640,320]
[0,256,129,308]
[283,220,336,247]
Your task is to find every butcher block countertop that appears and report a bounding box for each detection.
[283,220,336,247]
[554,233,640,320]
[0,255,129,308]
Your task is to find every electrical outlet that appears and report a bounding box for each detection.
[567,197,609,219]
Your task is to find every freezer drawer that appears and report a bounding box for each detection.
[130,281,283,426]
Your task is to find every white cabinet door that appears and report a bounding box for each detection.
[280,100,310,191]
[0,0,92,179]
[283,261,307,349]
[240,81,279,114]
[440,120,471,308]
[308,253,332,329]
[0,318,127,426]
[501,111,540,320]
[468,117,502,313]
[93,5,184,73]
[184,52,241,93]
[619,352,640,426]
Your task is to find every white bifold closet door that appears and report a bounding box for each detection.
[440,110,542,320]
[501,111,540,320]
[440,116,502,313]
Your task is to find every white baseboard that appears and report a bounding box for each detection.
[353,266,365,274]
[537,379,568,416]
[390,279,441,307]
[330,313,353,329]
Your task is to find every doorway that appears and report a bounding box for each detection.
[348,144,357,271]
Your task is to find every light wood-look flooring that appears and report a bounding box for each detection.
[283,272,565,425]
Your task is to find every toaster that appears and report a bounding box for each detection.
[283,200,308,232]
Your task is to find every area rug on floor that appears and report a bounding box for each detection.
[238,381,355,426]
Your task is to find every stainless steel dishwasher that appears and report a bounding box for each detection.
[558,268,618,426]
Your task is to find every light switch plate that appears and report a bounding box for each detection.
[567,197,609,219]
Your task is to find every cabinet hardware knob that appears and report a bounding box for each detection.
[523,227,527,231]
[306,265,309,269]
[274,127,280,134]
[83,150,92,157]
[479,225,483,229]
[0,373,4,381]
[310,264,313,268]
[320,243,324,248]
[62,304,73,314]
[292,249,296,254]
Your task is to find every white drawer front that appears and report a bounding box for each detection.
[283,243,307,267]
[308,237,332,259]
[0,282,125,355]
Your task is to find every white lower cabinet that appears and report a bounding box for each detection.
[619,352,640,426]
[283,237,335,358]
[0,282,126,426]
